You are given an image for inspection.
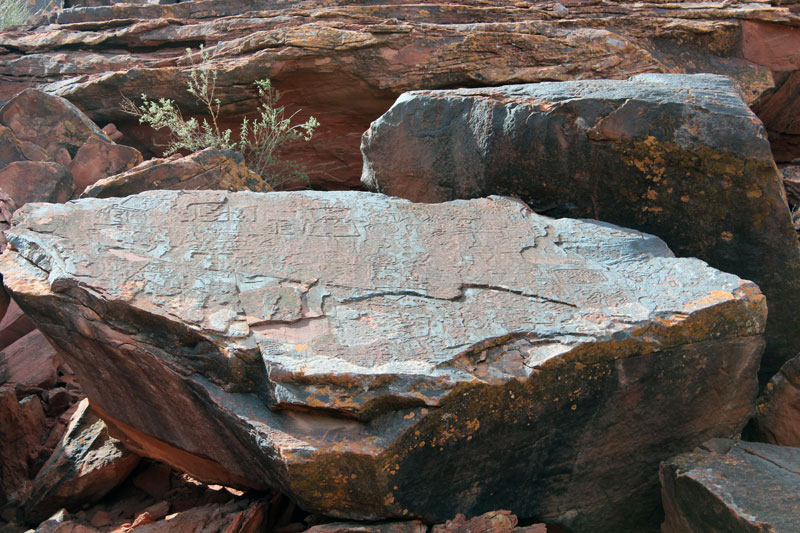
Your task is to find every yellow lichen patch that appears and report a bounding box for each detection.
[746,189,763,198]
[685,290,734,310]
[721,231,734,241]
[294,343,308,351]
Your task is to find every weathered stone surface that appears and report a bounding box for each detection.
[0,162,74,207]
[0,126,27,169]
[752,353,800,446]
[0,191,15,256]
[0,386,46,505]
[0,301,36,351]
[0,90,108,162]
[0,330,62,394]
[67,137,142,195]
[20,399,140,524]
[2,1,800,188]
[307,521,427,533]
[131,499,266,533]
[660,439,800,533]
[782,165,800,207]
[81,148,270,198]
[362,73,798,384]
[0,191,766,531]
[431,510,517,533]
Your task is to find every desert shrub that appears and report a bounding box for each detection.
[122,46,318,190]
[0,0,32,30]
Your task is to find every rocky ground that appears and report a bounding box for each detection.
[1,1,800,533]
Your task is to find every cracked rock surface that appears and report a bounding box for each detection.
[0,191,766,531]
[361,73,799,385]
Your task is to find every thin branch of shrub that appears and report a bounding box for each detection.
[121,45,319,190]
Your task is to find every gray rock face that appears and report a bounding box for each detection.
[660,439,800,533]
[361,73,798,384]
[0,191,766,532]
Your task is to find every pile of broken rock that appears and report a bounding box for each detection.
[2,2,800,533]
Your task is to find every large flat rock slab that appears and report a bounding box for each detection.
[0,191,766,532]
[361,73,798,384]
[660,439,800,533]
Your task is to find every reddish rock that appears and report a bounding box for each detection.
[361,73,799,384]
[0,89,108,162]
[101,124,122,142]
[131,500,267,533]
[0,330,62,394]
[131,463,171,501]
[0,125,27,169]
[141,501,169,522]
[660,439,800,533]
[1,2,800,187]
[81,148,270,197]
[0,190,15,255]
[20,399,141,524]
[432,510,517,533]
[88,511,110,528]
[752,354,800,446]
[0,300,36,351]
[307,521,427,533]
[0,161,74,207]
[67,137,142,194]
[0,386,46,505]
[0,191,767,531]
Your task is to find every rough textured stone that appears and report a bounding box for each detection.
[67,137,142,195]
[0,126,28,170]
[0,330,62,394]
[431,510,517,532]
[307,521,427,533]
[131,500,266,533]
[81,148,271,198]
[752,354,800,446]
[1,1,800,188]
[0,90,108,162]
[0,162,74,207]
[781,165,800,207]
[660,439,800,533]
[0,191,15,257]
[0,301,36,352]
[0,386,46,506]
[20,399,140,524]
[0,191,766,532]
[362,73,797,384]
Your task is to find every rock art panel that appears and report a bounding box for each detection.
[0,191,766,532]
[660,439,800,533]
[362,73,798,384]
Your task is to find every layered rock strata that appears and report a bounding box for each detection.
[1,1,800,187]
[362,73,798,384]
[0,191,766,531]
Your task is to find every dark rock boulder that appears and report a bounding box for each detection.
[0,386,46,506]
[0,191,766,532]
[2,1,800,188]
[361,73,798,384]
[660,439,800,533]
[20,399,140,524]
[81,148,271,198]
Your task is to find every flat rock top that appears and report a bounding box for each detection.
[2,191,763,414]
[413,74,752,117]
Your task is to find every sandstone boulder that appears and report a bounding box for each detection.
[361,73,798,384]
[0,162,74,207]
[660,439,800,533]
[20,399,140,524]
[0,191,766,531]
[307,521,427,533]
[0,301,36,351]
[2,1,800,188]
[0,89,108,162]
[81,148,271,198]
[67,137,142,195]
[0,330,62,395]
